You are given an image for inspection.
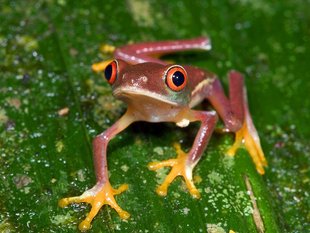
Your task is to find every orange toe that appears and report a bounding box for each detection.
[227,120,267,175]
[59,182,129,231]
[91,60,114,73]
[148,143,201,198]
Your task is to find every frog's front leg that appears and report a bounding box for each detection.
[148,111,218,198]
[208,71,267,174]
[59,112,134,231]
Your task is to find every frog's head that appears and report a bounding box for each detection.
[103,59,191,107]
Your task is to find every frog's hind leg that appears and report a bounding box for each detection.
[226,74,267,174]
[208,71,267,174]
[148,111,218,198]
[114,37,211,65]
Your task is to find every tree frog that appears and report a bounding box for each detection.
[59,37,267,231]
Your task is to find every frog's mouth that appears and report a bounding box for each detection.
[113,87,190,122]
[113,87,179,107]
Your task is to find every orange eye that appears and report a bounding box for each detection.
[104,60,118,85]
[165,66,187,91]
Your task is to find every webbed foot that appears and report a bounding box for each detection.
[227,117,267,174]
[59,182,129,231]
[148,143,201,199]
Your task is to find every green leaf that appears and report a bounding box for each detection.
[1,0,309,232]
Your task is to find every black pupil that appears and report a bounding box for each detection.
[105,64,113,81]
[172,71,184,87]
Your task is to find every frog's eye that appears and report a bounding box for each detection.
[104,60,118,85]
[165,66,187,91]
